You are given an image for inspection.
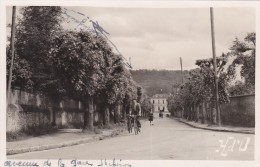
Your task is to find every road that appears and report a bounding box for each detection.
[8,117,254,160]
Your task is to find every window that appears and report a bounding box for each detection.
[153,100,154,104]
[163,100,164,104]
[158,106,160,110]
[158,100,159,104]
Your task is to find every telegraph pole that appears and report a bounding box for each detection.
[180,57,184,84]
[210,7,221,126]
[7,6,16,106]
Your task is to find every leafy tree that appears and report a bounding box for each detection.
[7,6,138,130]
[228,81,253,96]
[137,86,142,103]
[51,30,107,130]
[228,32,255,92]
[141,97,152,117]
[7,6,63,100]
[168,55,230,123]
[99,62,135,124]
[51,30,137,128]
[195,55,230,104]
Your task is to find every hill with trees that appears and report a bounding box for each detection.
[130,69,189,97]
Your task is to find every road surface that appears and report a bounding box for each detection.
[8,117,254,160]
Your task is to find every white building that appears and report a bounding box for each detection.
[150,94,170,116]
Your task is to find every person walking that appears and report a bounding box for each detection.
[148,111,154,126]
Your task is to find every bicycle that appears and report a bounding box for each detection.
[133,115,140,135]
[127,115,133,133]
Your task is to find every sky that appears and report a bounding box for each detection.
[6,6,256,71]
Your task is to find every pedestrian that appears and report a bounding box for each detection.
[148,111,154,126]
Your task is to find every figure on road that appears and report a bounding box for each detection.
[131,99,142,131]
[149,111,154,126]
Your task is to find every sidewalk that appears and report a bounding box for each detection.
[6,126,126,155]
[175,118,255,134]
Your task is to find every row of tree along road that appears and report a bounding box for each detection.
[167,32,255,126]
[6,6,152,131]
[6,6,255,131]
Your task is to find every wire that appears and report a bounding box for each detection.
[62,7,132,68]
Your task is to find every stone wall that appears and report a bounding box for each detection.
[170,94,255,127]
[220,94,255,127]
[6,88,101,133]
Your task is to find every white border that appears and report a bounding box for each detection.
[1,1,259,167]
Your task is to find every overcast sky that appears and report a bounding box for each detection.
[6,6,255,70]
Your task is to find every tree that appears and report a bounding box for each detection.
[227,32,255,93]
[7,6,138,131]
[141,98,152,118]
[137,86,142,103]
[100,66,137,124]
[51,30,107,130]
[196,55,231,102]
[228,81,253,96]
[195,56,230,123]
[168,55,230,123]
[11,7,62,87]
[51,29,137,128]
[168,33,255,124]
[7,6,64,100]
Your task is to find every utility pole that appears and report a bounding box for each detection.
[180,57,184,84]
[7,6,16,106]
[210,7,221,126]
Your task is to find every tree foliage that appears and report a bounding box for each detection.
[228,81,254,96]
[50,31,107,99]
[228,32,255,91]
[7,6,138,129]
[141,97,152,116]
[195,55,230,104]
[7,6,63,99]
[168,55,230,119]
[168,32,255,122]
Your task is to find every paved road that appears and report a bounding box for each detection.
[8,117,254,160]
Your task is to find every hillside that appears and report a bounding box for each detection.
[130,69,189,97]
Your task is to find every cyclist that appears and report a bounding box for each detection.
[131,99,141,132]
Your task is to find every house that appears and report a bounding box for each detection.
[150,94,170,116]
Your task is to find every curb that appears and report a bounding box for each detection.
[7,127,126,155]
[175,118,255,134]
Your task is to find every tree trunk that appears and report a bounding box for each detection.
[51,99,60,126]
[193,103,196,121]
[210,103,213,124]
[122,103,126,120]
[111,107,115,124]
[103,105,110,126]
[49,107,55,126]
[195,104,199,122]
[202,100,207,124]
[86,96,94,130]
[114,104,120,123]
[188,106,192,121]
[83,103,88,129]
[181,107,184,118]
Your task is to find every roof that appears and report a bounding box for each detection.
[151,94,170,98]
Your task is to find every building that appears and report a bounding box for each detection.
[150,94,170,116]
